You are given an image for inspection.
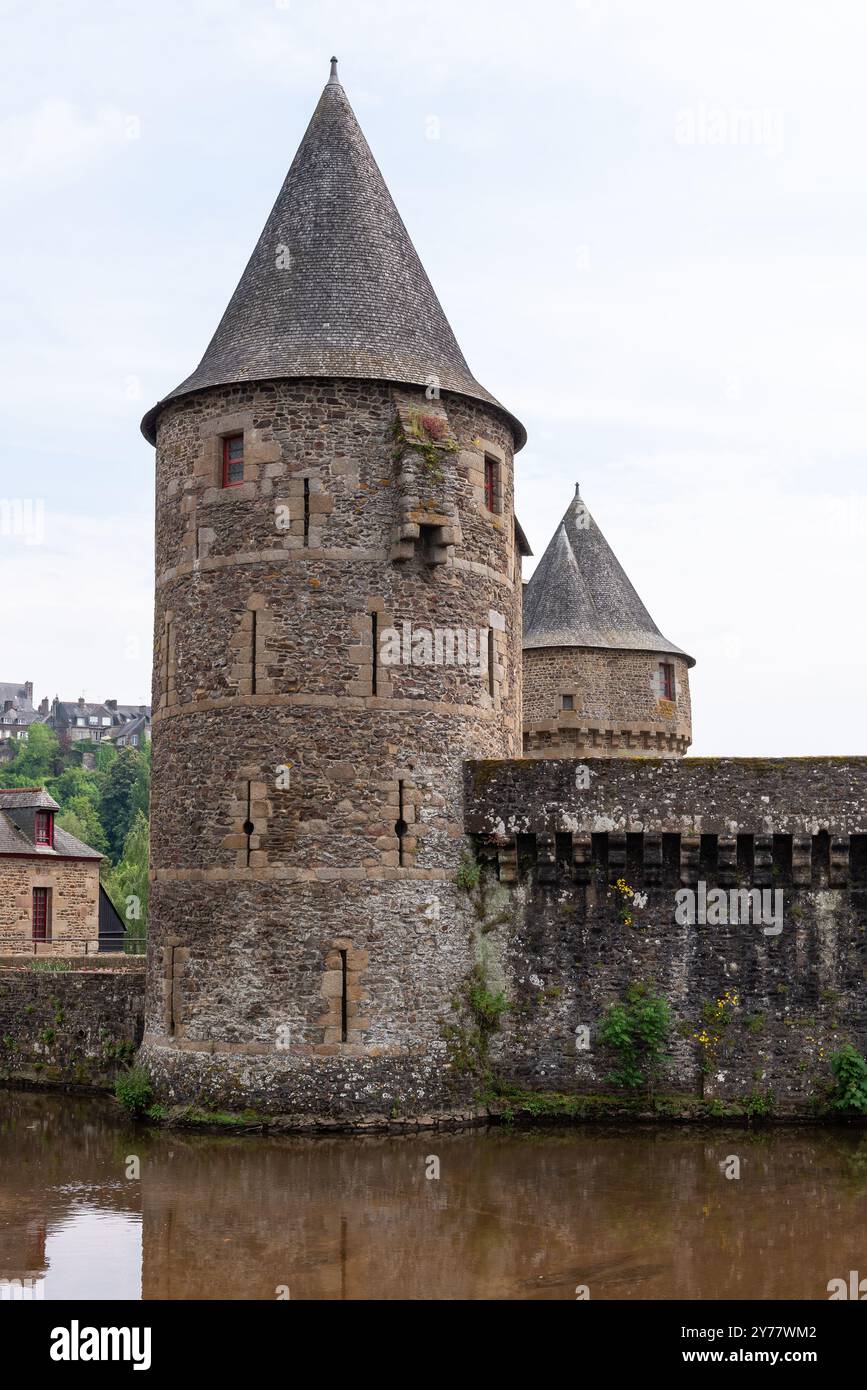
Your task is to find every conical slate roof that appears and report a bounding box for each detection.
[523,486,695,664]
[141,60,524,447]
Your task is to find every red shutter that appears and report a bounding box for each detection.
[32,888,48,941]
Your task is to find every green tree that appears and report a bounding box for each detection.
[2,722,61,785]
[57,795,109,855]
[103,810,149,938]
[48,762,101,809]
[94,740,118,775]
[129,739,151,821]
[99,747,141,860]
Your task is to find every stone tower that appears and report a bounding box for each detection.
[139,61,525,1121]
[522,485,694,758]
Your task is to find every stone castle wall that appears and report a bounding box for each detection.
[143,376,523,1119]
[522,647,692,758]
[0,962,145,1088]
[465,757,867,1111]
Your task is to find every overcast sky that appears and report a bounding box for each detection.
[2,0,865,755]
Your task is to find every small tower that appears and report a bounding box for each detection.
[139,62,525,1120]
[522,486,694,758]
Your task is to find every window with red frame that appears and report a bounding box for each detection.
[484,456,498,512]
[222,434,245,487]
[34,811,53,847]
[659,662,675,702]
[32,887,50,942]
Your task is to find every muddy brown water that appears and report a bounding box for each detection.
[0,1090,864,1300]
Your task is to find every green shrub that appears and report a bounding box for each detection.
[455,854,481,892]
[599,982,672,1095]
[742,1087,775,1118]
[114,1064,153,1116]
[828,1044,867,1113]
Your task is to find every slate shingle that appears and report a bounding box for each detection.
[523,486,694,663]
[142,62,525,449]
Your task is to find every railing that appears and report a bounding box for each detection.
[1,933,148,958]
[99,932,147,957]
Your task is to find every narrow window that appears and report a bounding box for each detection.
[659,662,675,702]
[242,782,255,867]
[167,943,176,1036]
[484,456,497,512]
[34,811,53,847]
[163,617,173,702]
[562,694,574,712]
[222,433,245,488]
[487,629,495,697]
[339,949,348,1043]
[371,611,378,696]
[394,780,408,866]
[250,609,258,696]
[303,478,310,545]
[32,887,50,943]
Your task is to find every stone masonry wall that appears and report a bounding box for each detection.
[0,964,145,1088]
[0,858,100,954]
[523,647,692,758]
[465,757,867,1113]
[144,376,523,1120]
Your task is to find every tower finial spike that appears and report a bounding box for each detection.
[575,482,581,497]
[328,56,340,85]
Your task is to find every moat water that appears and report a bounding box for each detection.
[1,1089,865,1300]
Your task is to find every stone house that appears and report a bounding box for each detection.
[0,788,104,954]
[47,698,151,745]
[0,680,40,753]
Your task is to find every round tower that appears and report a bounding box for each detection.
[522,485,694,758]
[139,62,525,1122]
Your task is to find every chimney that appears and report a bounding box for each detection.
[106,699,117,711]
[38,697,49,716]
[78,696,85,711]
[24,681,33,705]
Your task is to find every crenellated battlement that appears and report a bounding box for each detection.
[471,825,866,890]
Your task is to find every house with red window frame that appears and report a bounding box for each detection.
[0,789,106,954]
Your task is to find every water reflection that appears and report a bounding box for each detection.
[1,1090,866,1300]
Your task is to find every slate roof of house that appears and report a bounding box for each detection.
[0,788,59,811]
[0,789,101,859]
[0,682,32,710]
[522,486,695,664]
[103,714,148,743]
[112,704,151,723]
[54,700,112,721]
[0,707,40,725]
[141,59,525,450]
